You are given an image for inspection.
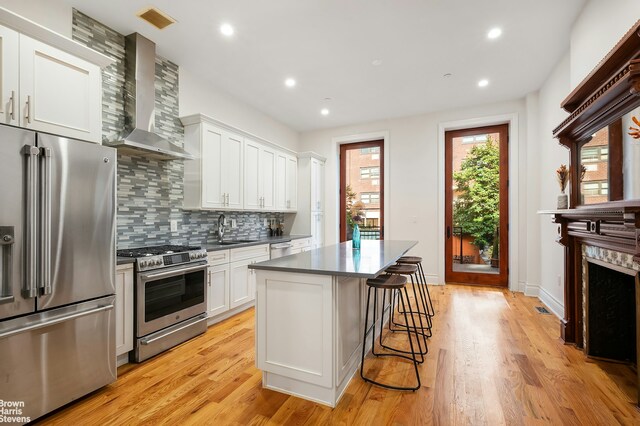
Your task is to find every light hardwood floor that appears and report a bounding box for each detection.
[37,285,640,425]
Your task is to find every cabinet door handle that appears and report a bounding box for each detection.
[208,270,211,286]
[9,90,15,120]
[446,226,451,239]
[25,95,32,124]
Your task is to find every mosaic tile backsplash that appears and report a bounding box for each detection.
[72,10,284,248]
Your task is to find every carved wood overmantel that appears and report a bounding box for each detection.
[542,20,640,347]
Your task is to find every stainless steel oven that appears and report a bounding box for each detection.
[137,262,208,336]
[117,245,209,362]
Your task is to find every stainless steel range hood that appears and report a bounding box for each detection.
[106,33,194,160]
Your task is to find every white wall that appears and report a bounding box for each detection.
[299,99,527,286]
[570,0,640,87]
[535,54,571,317]
[0,0,71,37]
[179,67,299,152]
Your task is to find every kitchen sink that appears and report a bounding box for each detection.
[214,239,259,245]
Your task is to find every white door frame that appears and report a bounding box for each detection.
[437,114,520,290]
[332,131,390,244]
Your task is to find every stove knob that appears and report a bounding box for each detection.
[140,261,147,268]
[190,253,195,259]
[155,259,162,266]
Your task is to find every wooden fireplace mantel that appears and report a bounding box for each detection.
[540,200,640,260]
[539,201,640,346]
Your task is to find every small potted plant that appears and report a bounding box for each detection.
[556,164,569,209]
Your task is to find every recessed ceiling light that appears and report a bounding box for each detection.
[478,79,489,87]
[443,73,453,78]
[323,97,332,101]
[487,27,502,39]
[285,78,296,88]
[320,108,330,116]
[220,23,234,37]
[372,59,383,66]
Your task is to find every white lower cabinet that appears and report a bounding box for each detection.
[207,244,269,318]
[115,264,134,359]
[208,263,230,317]
[230,254,269,309]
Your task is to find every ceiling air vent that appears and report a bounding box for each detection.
[136,7,176,30]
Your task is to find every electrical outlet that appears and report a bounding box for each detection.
[557,275,561,287]
[170,220,178,232]
[231,218,237,228]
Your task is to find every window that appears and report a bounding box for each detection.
[360,147,380,154]
[461,135,488,144]
[582,181,608,196]
[361,192,380,204]
[581,146,608,163]
[360,167,380,179]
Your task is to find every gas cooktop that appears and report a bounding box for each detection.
[117,245,202,258]
[117,245,208,271]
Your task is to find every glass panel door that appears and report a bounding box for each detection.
[445,125,509,286]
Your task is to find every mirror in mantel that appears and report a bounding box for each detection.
[576,118,623,206]
[622,107,640,200]
[579,127,609,205]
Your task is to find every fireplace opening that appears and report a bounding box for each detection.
[586,261,636,363]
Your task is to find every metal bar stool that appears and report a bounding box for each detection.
[385,263,432,340]
[397,256,434,318]
[360,273,421,391]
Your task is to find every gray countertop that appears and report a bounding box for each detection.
[116,234,312,265]
[203,234,311,252]
[249,240,418,278]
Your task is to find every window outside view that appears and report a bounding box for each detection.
[344,146,382,240]
[451,132,501,274]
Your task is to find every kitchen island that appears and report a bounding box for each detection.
[249,240,418,407]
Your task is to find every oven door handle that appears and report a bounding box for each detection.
[139,263,208,282]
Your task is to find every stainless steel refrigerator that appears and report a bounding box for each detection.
[0,125,117,422]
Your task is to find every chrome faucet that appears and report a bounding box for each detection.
[218,214,225,242]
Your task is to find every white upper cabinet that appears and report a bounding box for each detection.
[291,153,326,249]
[286,155,298,211]
[19,35,102,142]
[311,158,324,212]
[0,25,18,126]
[244,139,277,211]
[0,16,111,143]
[244,139,262,210]
[182,114,296,212]
[223,131,244,210]
[184,121,243,210]
[261,145,276,210]
[276,152,298,212]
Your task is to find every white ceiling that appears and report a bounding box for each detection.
[63,0,586,132]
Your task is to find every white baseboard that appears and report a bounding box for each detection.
[425,274,442,285]
[207,301,255,327]
[524,282,540,297]
[538,287,564,319]
[116,353,129,367]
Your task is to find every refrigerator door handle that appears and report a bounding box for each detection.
[22,145,39,298]
[0,303,114,340]
[39,147,52,295]
[0,226,15,305]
